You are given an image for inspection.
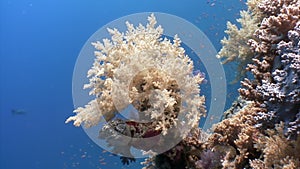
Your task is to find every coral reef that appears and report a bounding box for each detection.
[211,0,300,168]
[240,0,300,139]
[253,22,300,139]
[222,96,252,119]
[66,0,300,168]
[142,0,300,168]
[216,10,258,64]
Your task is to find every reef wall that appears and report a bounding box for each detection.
[144,0,300,168]
[66,0,300,168]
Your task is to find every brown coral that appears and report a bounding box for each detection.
[240,0,300,101]
[239,58,272,102]
[141,128,210,169]
[248,0,300,54]
[250,123,300,169]
[205,102,265,168]
[208,0,300,168]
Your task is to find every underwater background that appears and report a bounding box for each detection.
[1,0,250,169]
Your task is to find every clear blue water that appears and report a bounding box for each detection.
[0,0,246,168]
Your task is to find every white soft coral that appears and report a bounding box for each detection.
[66,14,206,138]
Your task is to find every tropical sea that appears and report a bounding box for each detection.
[0,0,246,169]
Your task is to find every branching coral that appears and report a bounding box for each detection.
[205,102,264,168]
[216,8,261,81]
[240,5,300,139]
[210,0,300,168]
[252,22,300,139]
[222,96,253,119]
[241,0,300,100]
[227,0,300,168]
[216,0,267,81]
[200,100,299,169]
[156,1,300,168]
[217,10,259,64]
[217,0,300,81]
[66,14,206,157]
[248,0,300,54]
[66,14,206,129]
[250,123,300,169]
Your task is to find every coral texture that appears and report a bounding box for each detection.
[254,22,300,138]
[240,0,300,139]
[217,10,259,64]
[250,123,300,169]
[189,0,300,168]
[248,0,300,54]
[205,102,264,168]
[145,0,300,168]
[224,0,300,168]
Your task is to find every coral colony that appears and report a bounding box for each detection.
[66,13,206,159]
[66,0,300,168]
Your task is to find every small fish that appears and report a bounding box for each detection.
[11,109,27,115]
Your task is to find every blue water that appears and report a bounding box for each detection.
[0,0,246,168]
